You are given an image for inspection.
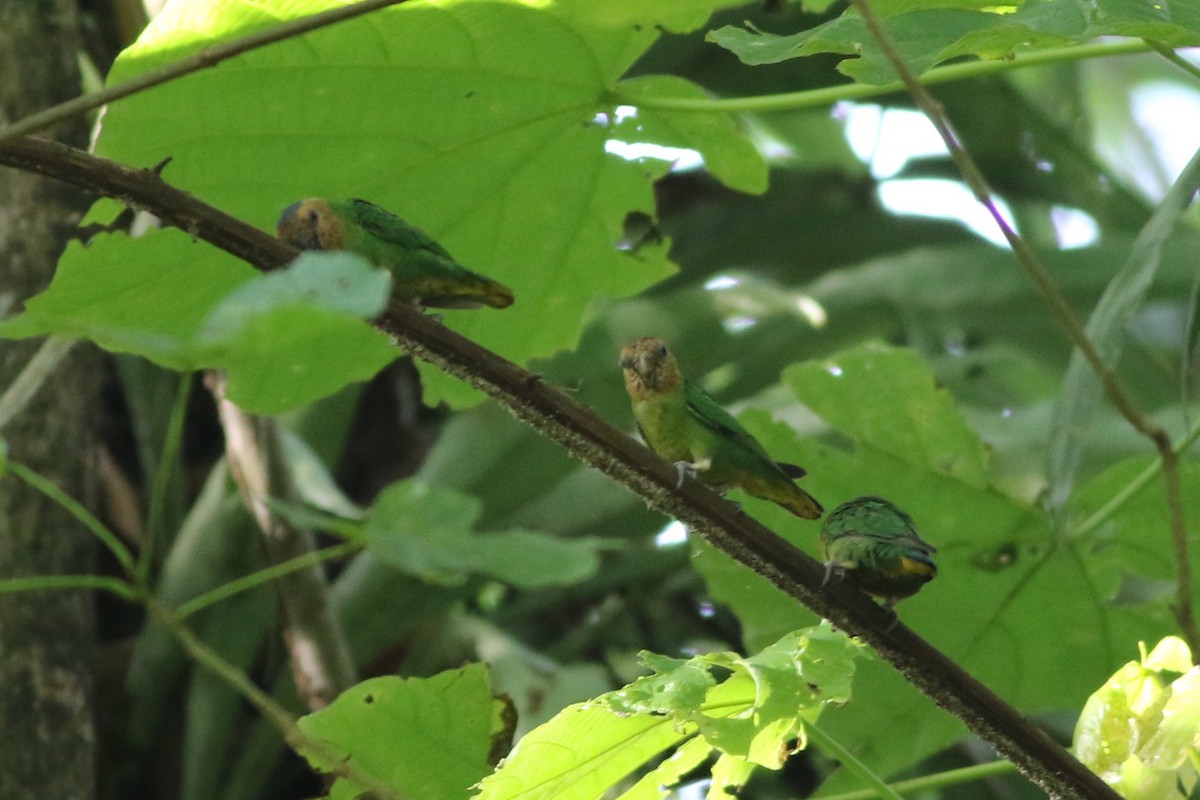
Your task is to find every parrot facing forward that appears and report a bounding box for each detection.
[276,198,514,309]
[619,336,823,520]
[819,496,937,607]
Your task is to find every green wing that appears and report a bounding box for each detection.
[683,381,786,470]
[846,529,936,556]
[827,499,937,555]
[339,198,458,262]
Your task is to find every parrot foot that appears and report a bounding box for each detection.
[821,561,839,587]
[880,604,900,632]
[672,461,699,489]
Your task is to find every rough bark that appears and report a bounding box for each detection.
[0,2,101,799]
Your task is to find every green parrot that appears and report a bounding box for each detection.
[819,496,937,607]
[276,198,514,309]
[619,336,823,519]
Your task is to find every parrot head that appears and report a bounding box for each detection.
[277,198,346,251]
[620,337,682,397]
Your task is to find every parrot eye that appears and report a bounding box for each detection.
[305,209,320,227]
[654,344,667,358]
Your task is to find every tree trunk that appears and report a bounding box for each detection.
[0,2,101,799]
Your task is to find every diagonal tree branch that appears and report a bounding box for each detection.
[845,0,1197,659]
[0,135,1121,799]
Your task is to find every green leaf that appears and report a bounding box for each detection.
[709,0,1200,85]
[478,625,860,800]
[85,0,757,407]
[709,753,755,799]
[785,341,990,486]
[1073,637,1200,800]
[0,230,255,364]
[615,737,714,800]
[613,75,768,195]
[476,704,689,800]
[1047,148,1200,512]
[610,625,862,770]
[296,665,509,800]
[0,236,396,414]
[358,480,603,587]
[196,252,396,413]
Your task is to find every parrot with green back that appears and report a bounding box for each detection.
[619,337,823,520]
[276,198,514,309]
[819,496,937,607]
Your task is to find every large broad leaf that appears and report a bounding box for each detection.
[693,342,1189,788]
[31,0,761,408]
[710,0,1200,85]
[295,665,510,800]
[0,242,395,413]
[1046,148,1200,513]
[476,624,864,800]
[357,479,605,588]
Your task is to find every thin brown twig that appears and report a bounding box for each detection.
[208,372,358,710]
[0,0,408,147]
[845,0,1198,659]
[0,135,1122,800]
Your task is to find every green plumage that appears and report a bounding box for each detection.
[620,337,822,519]
[819,496,937,606]
[276,198,514,309]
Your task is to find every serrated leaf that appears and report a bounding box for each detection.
[481,625,857,800]
[359,480,602,587]
[784,341,990,485]
[710,0,1200,85]
[296,665,507,800]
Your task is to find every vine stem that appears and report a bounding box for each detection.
[0,336,75,430]
[0,575,141,601]
[820,760,1017,800]
[845,0,1197,659]
[802,720,903,800]
[7,459,137,575]
[1071,415,1200,540]
[616,39,1149,113]
[0,0,410,147]
[175,541,362,620]
[143,598,401,799]
[209,372,358,710]
[0,135,1122,800]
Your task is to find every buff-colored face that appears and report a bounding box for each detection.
[276,198,345,251]
[620,337,680,395]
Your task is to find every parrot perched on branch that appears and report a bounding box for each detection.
[619,336,823,520]
[820,496,937,607]
[276,198,514,309]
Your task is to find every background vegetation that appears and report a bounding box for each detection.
[2,0,1199,798]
